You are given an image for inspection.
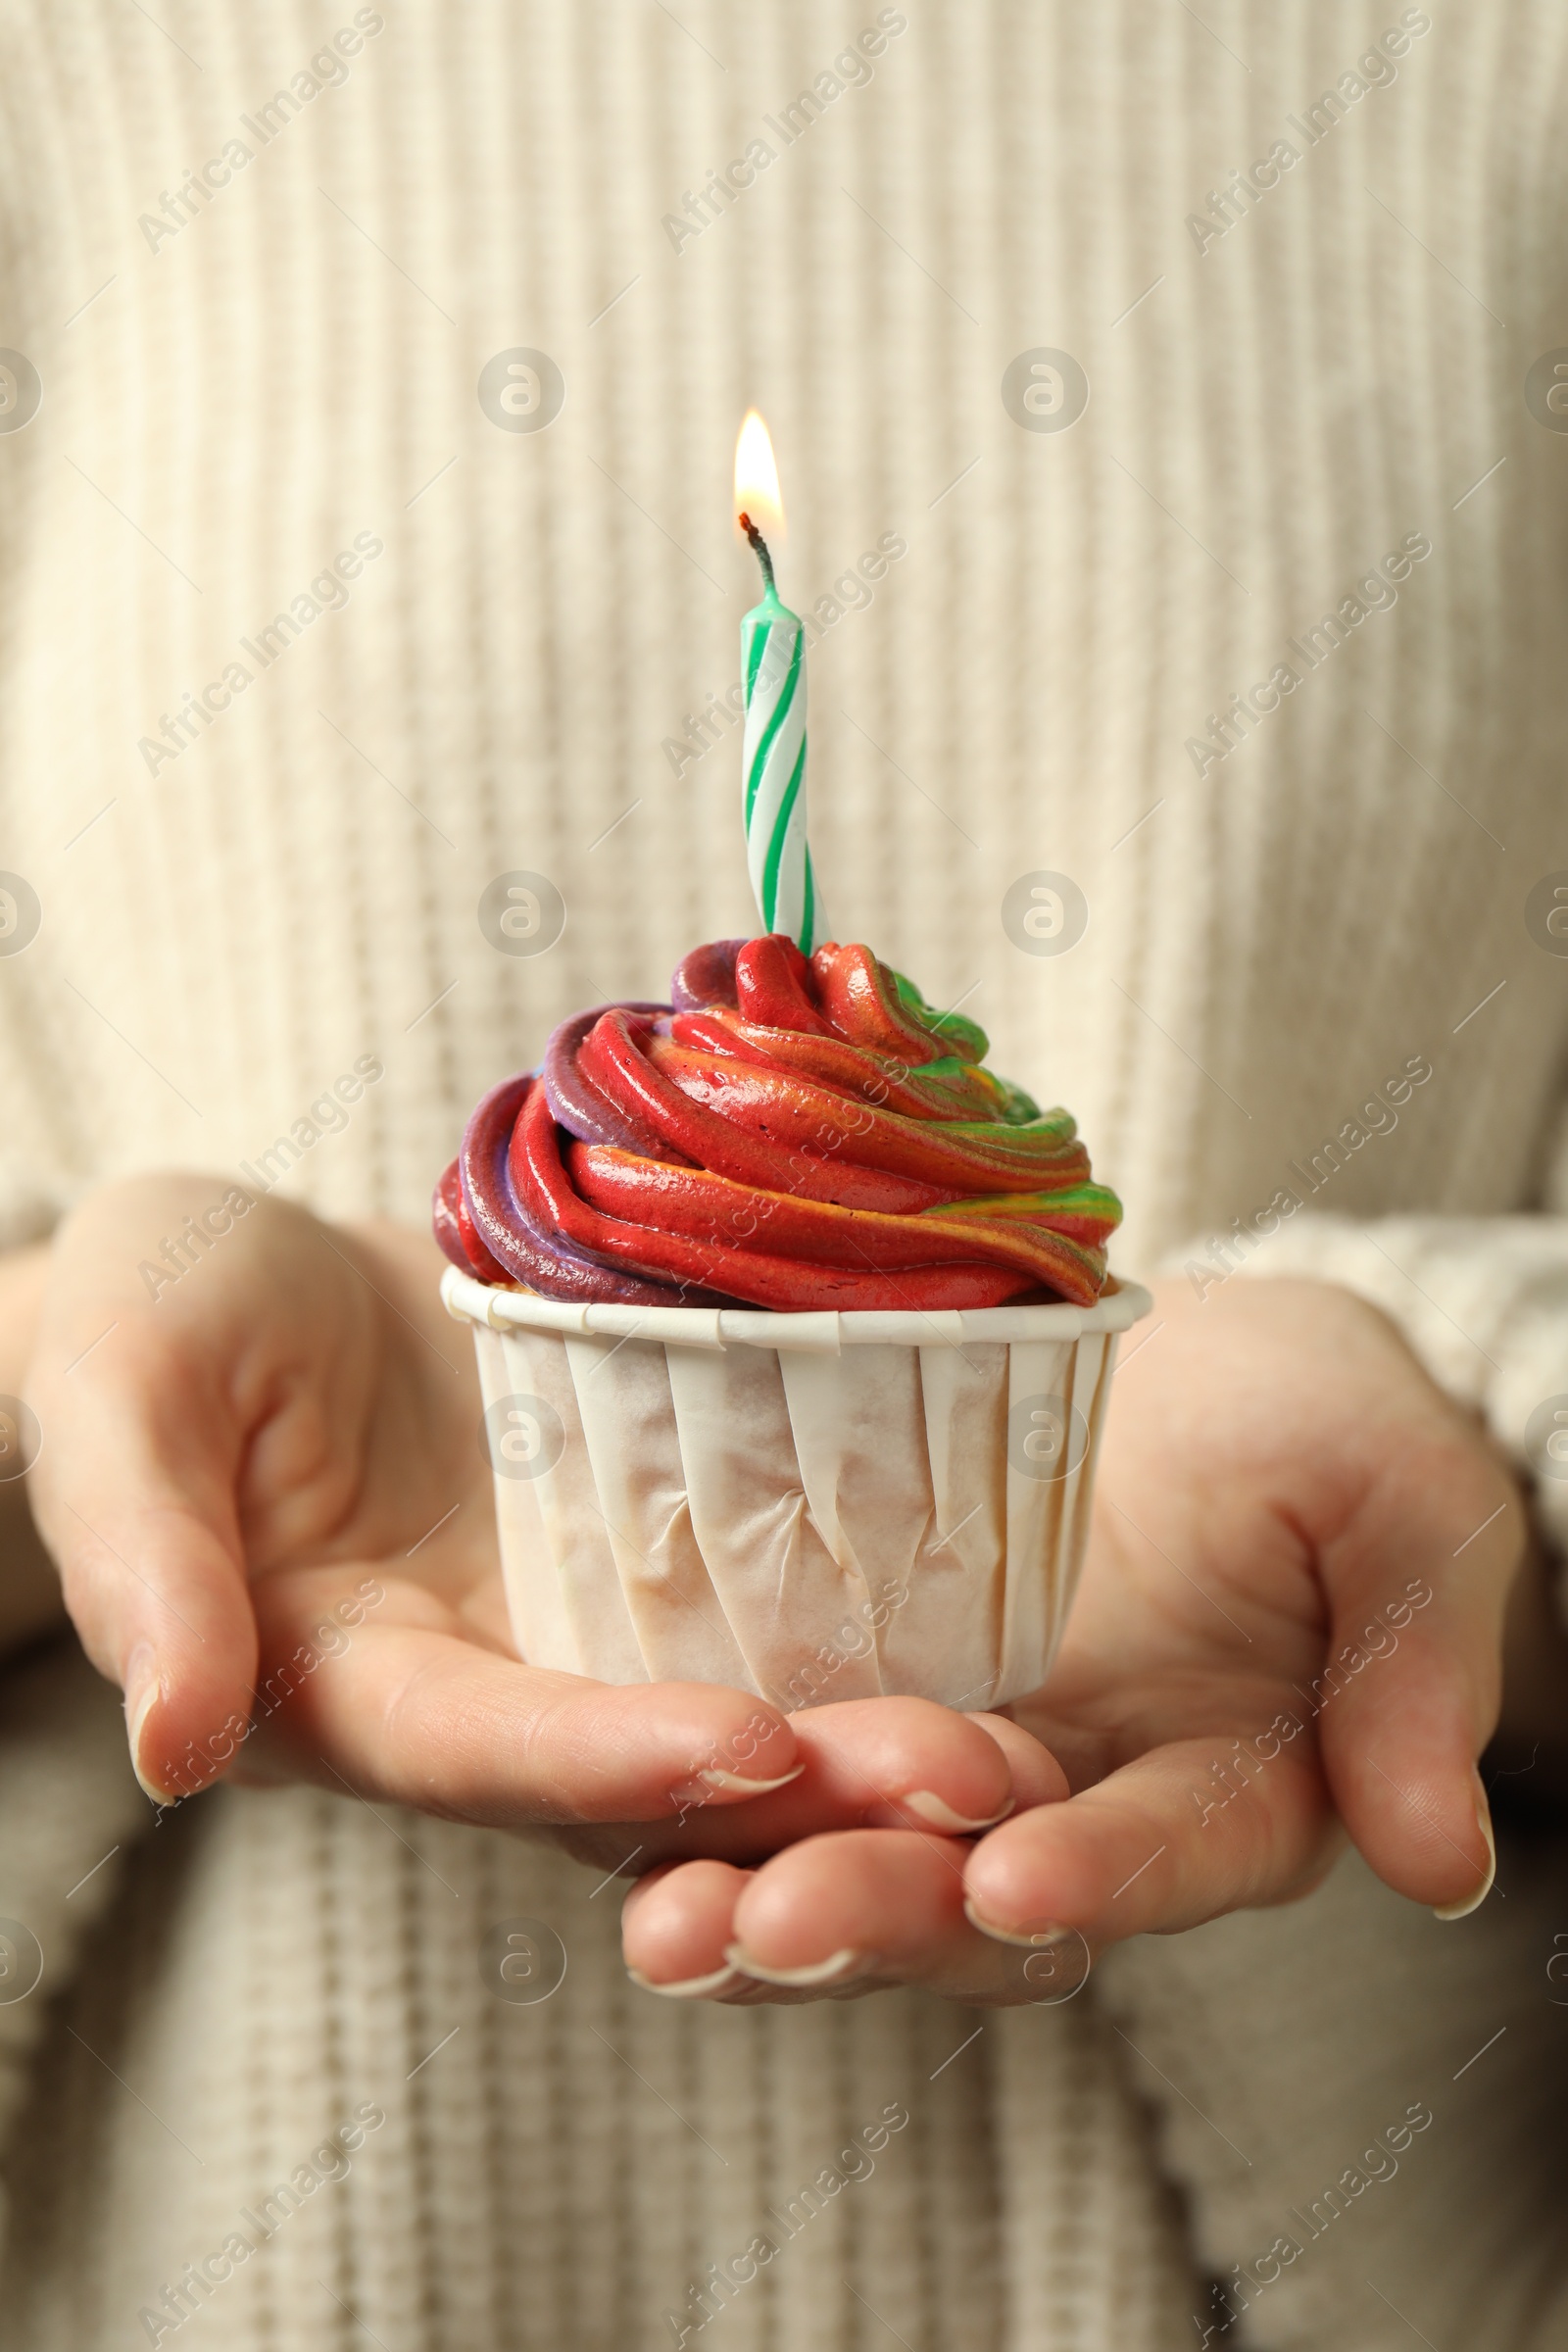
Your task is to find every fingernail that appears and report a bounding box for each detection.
[1434,1768,1496,1921]
[626,1963,741,2000]
[723,1942,864,1986]
[901,1789,1015,1834]
[962,1896,1074,1950]
[697,1764,806,1795]
[124,1646,172,1804]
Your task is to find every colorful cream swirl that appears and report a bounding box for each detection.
[433,936,1121,1311]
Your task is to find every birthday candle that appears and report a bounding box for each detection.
[734,412,819,952]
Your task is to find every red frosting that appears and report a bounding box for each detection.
[434,936,1121,1310]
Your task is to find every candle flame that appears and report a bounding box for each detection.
[734,410,785,544]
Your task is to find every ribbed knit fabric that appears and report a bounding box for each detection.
[0,1642,149,2165]
[1101,1817,1568,2352]
[3,3,1568,2346]
[2,0,1566,1267]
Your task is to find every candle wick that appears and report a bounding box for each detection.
[738,511,776,594]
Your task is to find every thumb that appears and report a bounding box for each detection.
[1317,1430,1519,1917]
[27,1264,260,1806]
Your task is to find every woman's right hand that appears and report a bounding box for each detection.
[21,1173,1061,1867]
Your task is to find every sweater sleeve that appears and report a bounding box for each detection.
[1164,1209,1568,1566]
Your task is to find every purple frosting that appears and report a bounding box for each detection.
[459,1071,676,1304]
[439,950,759,1306]
[669,938,745,1013]
[542,1002,672,1152]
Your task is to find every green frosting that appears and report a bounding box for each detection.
[891,973,1043,1126]
[888,966,990,1062]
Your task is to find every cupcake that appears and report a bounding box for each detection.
[436,934,1148,1710]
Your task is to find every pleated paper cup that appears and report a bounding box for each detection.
[442,1265,1152,1713]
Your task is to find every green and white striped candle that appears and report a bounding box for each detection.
[735,415,818,952]
[738,518,817,952]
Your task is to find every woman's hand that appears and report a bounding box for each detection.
[622,1275,1524,2005]
[22,1174,1055,1855]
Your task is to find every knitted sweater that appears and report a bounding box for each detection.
[3,3,1568,2346]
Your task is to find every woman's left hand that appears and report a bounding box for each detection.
[621,1274,1523,2005]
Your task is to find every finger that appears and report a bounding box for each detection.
[963,1728,1334,1951]
[962,1710,1071,1812]
[233,1591,803,1828]
[733,1829,1007,1994]
[239,1572,1062,1857]
[622,1860,751,1995]
[782,1697,1066,1830]
[573,1697,1068,1870]
[627,1831,1077,2005]
[1316,1430,1518,1913]
[26,1270,260,1804]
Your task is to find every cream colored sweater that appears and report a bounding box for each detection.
[4,3,1568,2346]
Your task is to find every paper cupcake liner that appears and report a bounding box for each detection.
[442,1267,1152,1712]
